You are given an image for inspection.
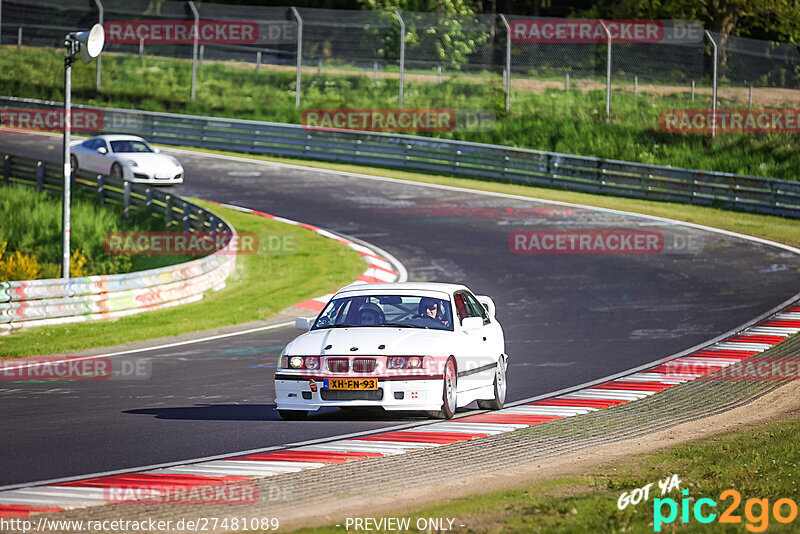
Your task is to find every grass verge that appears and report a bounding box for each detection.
[0,199,366,358]
[294,410,800,533]
[176,147,800,249]
[1,46,798,180]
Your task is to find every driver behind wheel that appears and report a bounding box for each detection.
[418,298,449,326]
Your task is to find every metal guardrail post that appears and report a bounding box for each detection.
[36,161,44,192]
[188,1,199,101]
[94,0,103,91]
[599,20,611,121]
[499,14,511,112]
[4,154,10,185]
[290,7,302,109]
[256,50,261,72]
[145,187,152,212]
[182,202,190,231]
[705,30,718,139]
[97,175,105,204]
[394,10,405,108]
[123,180,131,218]
[165,194,172,225]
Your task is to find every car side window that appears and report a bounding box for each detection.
[84,139,98,150]
[98,140,109,152]
[462,292,490,325]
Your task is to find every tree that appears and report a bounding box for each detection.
[359,0,491,71]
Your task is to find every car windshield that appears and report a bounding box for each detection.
[313,295,453,331]
[109,140,152,153]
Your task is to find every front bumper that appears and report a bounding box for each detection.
[128,170,184,185]
[275,377,443,412]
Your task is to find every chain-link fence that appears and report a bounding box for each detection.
[1,0,799,129]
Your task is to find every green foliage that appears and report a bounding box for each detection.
[0,186,181,280]
[1,46,797,180]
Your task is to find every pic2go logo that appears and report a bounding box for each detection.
[654,489,799,532]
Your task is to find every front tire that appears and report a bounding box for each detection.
[278,410,308,421]
[477,358,507,410]
[428,356,457,419]
[70,155,79,175]
[110,162,123,179]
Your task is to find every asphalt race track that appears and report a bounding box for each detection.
[2,131,799,487]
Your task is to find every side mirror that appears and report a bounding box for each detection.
[295,317,313,331]
[97,147,107,154]
[461,316,484,331]
[476,295,495,318]
[152,147,160,153]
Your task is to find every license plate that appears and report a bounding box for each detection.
[324,378,378,390]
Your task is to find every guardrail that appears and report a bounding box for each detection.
[2,95,799,218]
[0,152,237,334]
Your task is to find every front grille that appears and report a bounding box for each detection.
[321,388,384,401]
[134,173,148,180]
[352,358,376,373]
[327,358,349,373]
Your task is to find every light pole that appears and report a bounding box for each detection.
[62,24,104,279]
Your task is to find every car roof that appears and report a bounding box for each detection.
[90,135,149,142]
[335,282,470,297]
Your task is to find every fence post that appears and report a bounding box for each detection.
[691,80,695,101]
[437,63,442,83]
[94,0,103,91]
[565,72,570,91]
[3,154,10,185]
[705,30,718,138]
[17,26,21,48]
[139,38,144,60]
[145,187,152,212]
[123,181,130,218]
[599,20,611,121]
[182,202,190,231]
[199,44,204,66]
[97,175,105,205]
[499,14,511,112]
[165,194,172,224]
[749,85,753,106]
[373,61,378,81]
[188,1,199,101]
[290,7,302,109]
[394,10,405,108]
[634,75,638,95]
[36,161,44,192]
[256,50,261,72]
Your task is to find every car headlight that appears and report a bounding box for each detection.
[285,356,320,370]
[125,160,138,167]
[387,356,424,369]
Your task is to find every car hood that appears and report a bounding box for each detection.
[117,153,182,172]
[286,327,457,357]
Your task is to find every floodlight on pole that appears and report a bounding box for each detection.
[62,24,104,279]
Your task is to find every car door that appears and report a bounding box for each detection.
[453,291,495,391]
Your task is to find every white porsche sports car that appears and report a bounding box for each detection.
[275,282,507,420]
[70,135,184,185]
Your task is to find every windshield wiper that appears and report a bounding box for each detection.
[314,324,354,330]
[383,322,425,329]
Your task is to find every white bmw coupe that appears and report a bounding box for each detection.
[275,282,507,420]
[70,135,184,185]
